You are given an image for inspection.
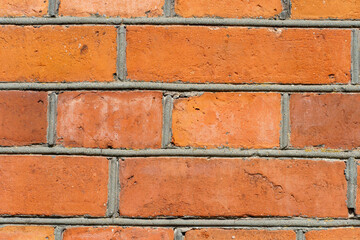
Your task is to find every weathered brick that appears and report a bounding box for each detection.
[57,91,163,149]
[0,155,108,216]
[127,26,351,84]
[290,94,360,149]
[185,229,296,240]
[0,91,47,146]
[59,0,164,17]
[175,0,282,18]
[306,228,360,240]
[0,226,54,240]
[63,227,174,240]
[172,92,281,149]
[0,0,47,16]
[0,26,117,82]
[292,0,360,19]
[119,158,347,217]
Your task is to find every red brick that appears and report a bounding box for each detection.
[0,226,54,240]
[63,227,173,240]
[0,0,47,17]
[306,228,360,240]
[175,0,282,18]
[127,26,351,84]
[119,158,347,217]
[0,91,47,146]
[0,26,117,82]
[172,93,281,149]
[185,229,296,240]
[292,0,360,19]
[290,94,360,149]
[0,155,108,216]
[57,91,163,149]
[59,0,164,17]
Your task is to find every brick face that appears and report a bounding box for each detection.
[63,227,174,240]
[306,228,360,240]
[290,94,360,150]
[0,91,47,146]
[0,226,54,240]
[57,91,163,149]
[119,157,347,218]
[175,0,282,18]
[292,0,360,19]
[127,26,351,84]
[185,229,296,240]
[0,155,108,216]
[59,0,164,17]
[172,92,281,149]
[0,0,48,16]
[0,26,117,82]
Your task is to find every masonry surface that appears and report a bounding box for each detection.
[1,0,360,239]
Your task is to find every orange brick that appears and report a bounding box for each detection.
[292,0,360,19]
[290,94,360,149]
[185,229,296,240]
[119,158,347,217]
[63,227,174,240]
[0,26,117,82]
[175,0,282,18]
[0,0,47,17]
[59,0,164,17]
[306,228,360,240]
[0,226,54,240]
[57,91,163,149]
[0,91,47,146]
[172,93,281,149]
[127,26,351,84]
[0,155,108,216]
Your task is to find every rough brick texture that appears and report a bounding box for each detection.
[175,0,282,18]
[172,92,281,149]
[185,229,296,240]
[0,155,108,216]
[63,227,174,240]
[127,26,351,84]
[0,0,48,16]
[119,158,347,218]
[0,226,54,240]
[292,0,360,19]
[59,0,164,17]
[290,94,360,150]
[0,91,47,146]
[306,228,360,240]
[57,91,163,149]
[0,26,117,82]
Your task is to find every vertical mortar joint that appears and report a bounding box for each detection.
[296,230,305,240]
[117,25,127,81]
[47,92,58,147]
[280,93,290,150]
[48,0,59,17]
[174,228,185,240]
[351,29,359,85]
[54,226,64,240]
[164,0,175,17]
[346,157,357,213]
[106,157,120,217]
[162,94,174,148]
[279,0,291,20]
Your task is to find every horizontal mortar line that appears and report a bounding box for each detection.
[1,217,360,227]
[0,82,360,92]
[1,17,360,28]
[0,147,356,159]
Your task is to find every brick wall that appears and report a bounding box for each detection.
[0,0,360,239]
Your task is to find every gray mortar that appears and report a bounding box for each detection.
[162,95,174,148]
[117,26,127,81]
[280,93,290,149]
[48,0,58,17]
[352,30,359,84]
[54,226,64,240]
[46,92,58,147]
[164,0,175,17]
[346,158,358,211]
[296,230,305,240]
[2,83,360,92]
[106,158,119,217]
[2,17,360,27]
